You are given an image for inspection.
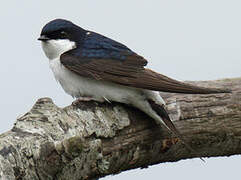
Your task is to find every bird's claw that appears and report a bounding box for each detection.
[72,97,95,106]
[72,97,108,106]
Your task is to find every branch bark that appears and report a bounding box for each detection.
[0,77,240,180]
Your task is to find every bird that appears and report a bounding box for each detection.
[38,19,230,148]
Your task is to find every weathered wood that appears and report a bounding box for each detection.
[0,77,240,180]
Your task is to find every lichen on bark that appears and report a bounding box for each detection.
[0,77,240,180]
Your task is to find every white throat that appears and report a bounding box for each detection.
[41,39,76,60]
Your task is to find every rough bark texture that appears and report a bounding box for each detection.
[0,77,240,180]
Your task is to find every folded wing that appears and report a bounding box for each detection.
[60,52,230,94]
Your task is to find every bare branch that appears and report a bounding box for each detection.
[0,77,240,180]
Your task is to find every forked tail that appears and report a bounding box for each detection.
[148,99,204,161]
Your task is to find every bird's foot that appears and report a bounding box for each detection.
[72,97,105,106]
[72,97,96,106]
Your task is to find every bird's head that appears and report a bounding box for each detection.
[38,19,85,60]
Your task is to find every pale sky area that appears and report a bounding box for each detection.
[0,0,241,179]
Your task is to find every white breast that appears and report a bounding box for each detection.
[49,58,140,102]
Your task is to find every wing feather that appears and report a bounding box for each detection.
[60,53,230,94]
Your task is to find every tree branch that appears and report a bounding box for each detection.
[0,77,240,180]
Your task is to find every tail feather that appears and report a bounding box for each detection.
[148,99,204,160]
[148,99,181,136]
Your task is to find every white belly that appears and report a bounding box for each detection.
[49,58,147,104]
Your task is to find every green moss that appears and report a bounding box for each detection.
[67,137,83,157]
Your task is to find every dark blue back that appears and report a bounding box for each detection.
[77,32,135,61]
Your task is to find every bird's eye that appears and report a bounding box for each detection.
[60,31,68,38]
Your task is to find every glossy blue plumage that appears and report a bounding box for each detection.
[76,32,135,61]
[41,19,80,35]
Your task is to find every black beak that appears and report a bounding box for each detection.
[38,35,50,41]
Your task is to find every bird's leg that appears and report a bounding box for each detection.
[72,96,105,106]
[71,96,112,106]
